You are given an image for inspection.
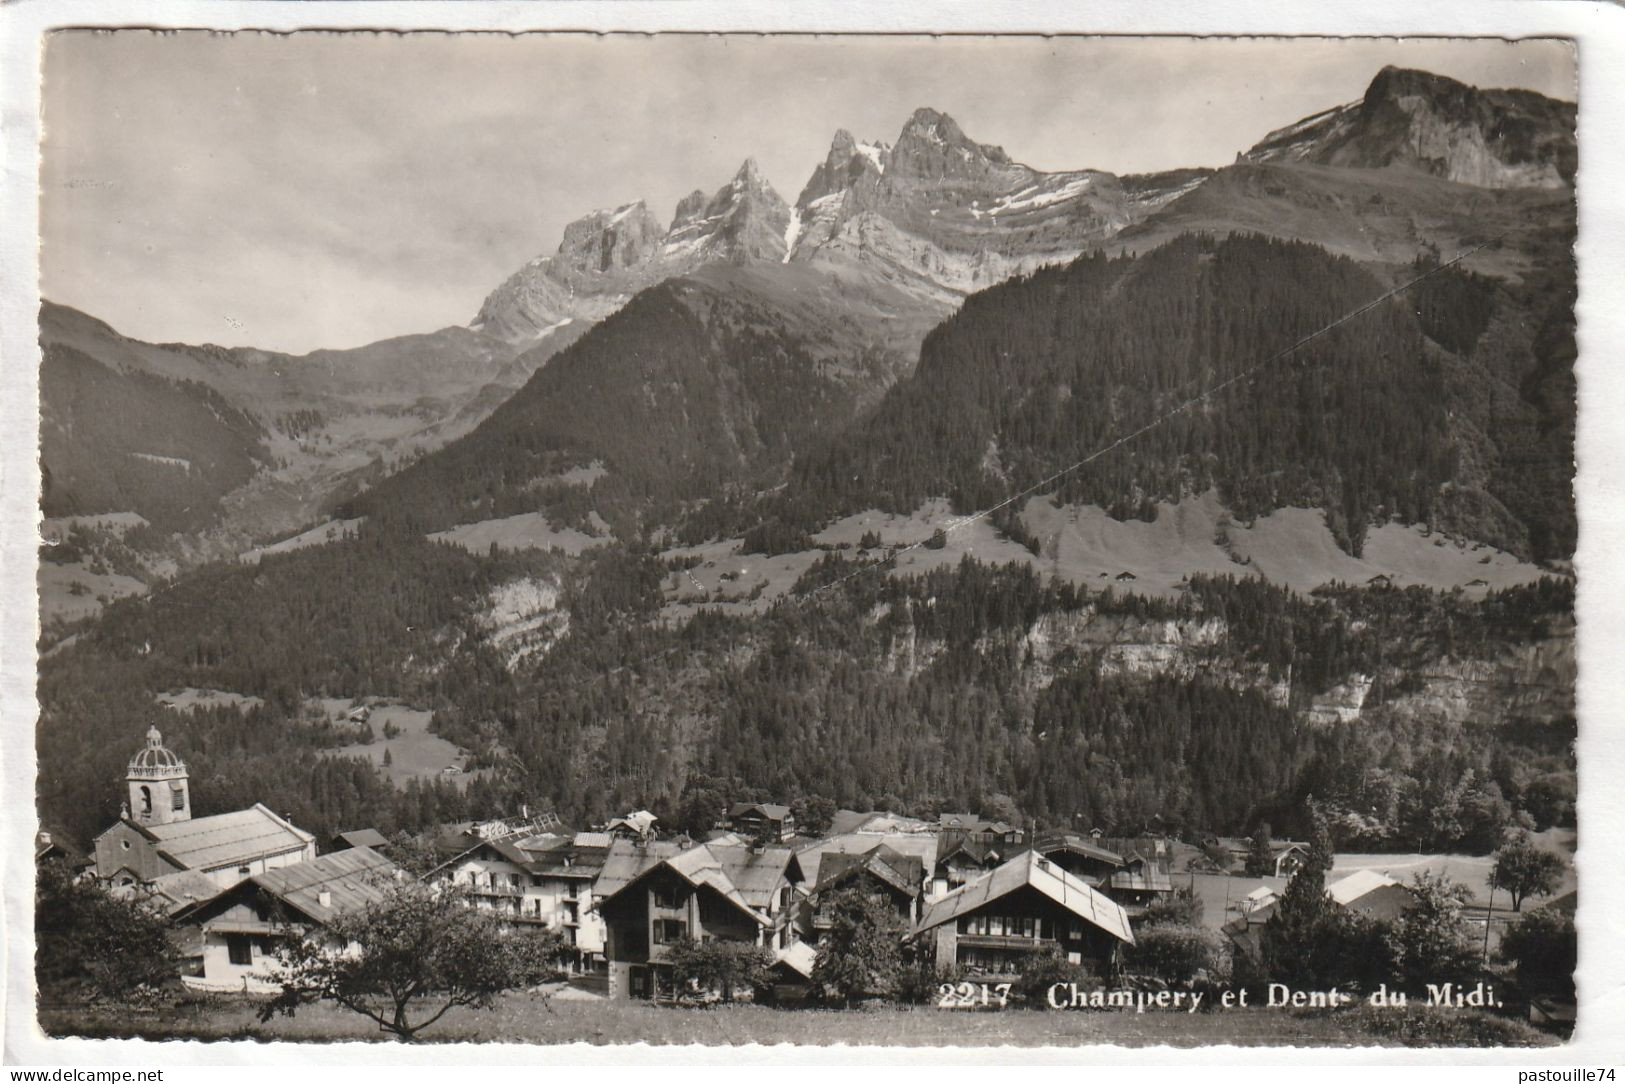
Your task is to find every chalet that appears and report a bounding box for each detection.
[1031,832,1125,884]
[803,843,927,937]
[1204,836,1310,877]
[1466,578,1490,588]
[426,830,611,969]
[92,728,317,892]
[173,846,401,992]
[728,802,796,842]
[515,832,612,966]
[595,839,804,1001]
[1326,869,1419,921]
[914,851,1134,979]
[1222,869,1419,963]
[605,810,658,842]
[1240,885,1279,913]
[1028,833,1172,915]
[1115,571,1138,582]
[938,813,1025,847]
[35,829,85,869]
[1105,852,1174,914]
[794,832,943,896]
[934,836,1008,894]
[1366,574,1394,588]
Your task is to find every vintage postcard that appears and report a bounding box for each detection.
[5,7,1620,1067]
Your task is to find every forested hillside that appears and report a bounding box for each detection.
[40,343,271,533]
[778,234,1573,561]
[38,518,1574,857]
[347,272,918,536]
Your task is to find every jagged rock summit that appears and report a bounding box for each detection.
[1244,65,1576,189]
[471,159,791,343]
[473,69,1576,346]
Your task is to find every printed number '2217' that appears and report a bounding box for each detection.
[937,982,1011,1008]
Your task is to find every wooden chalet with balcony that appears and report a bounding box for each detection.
[915,851,1134,979]
[594,839,804,1000]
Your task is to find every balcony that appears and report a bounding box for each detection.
[954,934,1054,952]
[468,882,527,898]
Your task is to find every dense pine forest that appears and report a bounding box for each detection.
[344,278,897,537]
[40,344,271,533]
[38,518,1574,856]
[776,235,1573,561]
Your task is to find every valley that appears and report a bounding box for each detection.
[34,63,1577,890]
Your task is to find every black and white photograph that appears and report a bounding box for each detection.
[5,12,1618,1063]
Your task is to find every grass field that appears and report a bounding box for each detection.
[38,990,1556,1048]
[320,699,469,786]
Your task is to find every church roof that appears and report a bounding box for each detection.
[137,803,314,872]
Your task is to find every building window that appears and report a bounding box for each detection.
[653,886,684,910]
[138,786,152,816]
[171,788,185,811]
[226,935,252,966]
[652,919,687,944]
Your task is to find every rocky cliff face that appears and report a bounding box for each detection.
[786,107,1198,304]
[473,108,1206,345]
[1245,66,1576,190]
[471,161,792,344]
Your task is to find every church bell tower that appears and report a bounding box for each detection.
[126,725,190,826]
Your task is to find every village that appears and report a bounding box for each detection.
[31,724,1576,1045]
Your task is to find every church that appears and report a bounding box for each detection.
[91,726,317,898]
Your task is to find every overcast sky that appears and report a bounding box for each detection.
[40,33,1574,354]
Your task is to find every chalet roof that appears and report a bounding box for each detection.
[146,868,222,916]
[1034,833,1125,867]
[249,846,400,925]
[331,828,390,851]
[592,838,684,899]
[596,842,780,926]
[937,835,1006,866]
[729,802,791,821]
[571,831,613,849]
[774,939,817,980]
[938,813,1018,834]
[1108,865,1173,893]
[133,804,314,872]
[829,810,883,835]
[815,845,924,898]
[795,832,942,885]
[707,844,795,909]
[515,834,609,878]
[1327,869,1404,907]
[917,852,1134,945]
[606,810,657,834]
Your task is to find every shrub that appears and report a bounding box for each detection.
[1138,886,1203,928]
[1499,908,1575,1000]
[1015,949,1097,1009]
[35,864,178,1001]
[665,937,774,1004]
[1129,924,1228,984]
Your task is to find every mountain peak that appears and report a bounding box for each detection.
[1245,64,1575,189]
[889,106,1014,179]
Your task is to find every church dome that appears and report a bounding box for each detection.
[128,725,186,774]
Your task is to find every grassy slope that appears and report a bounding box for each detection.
[39,992,1555,1048]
